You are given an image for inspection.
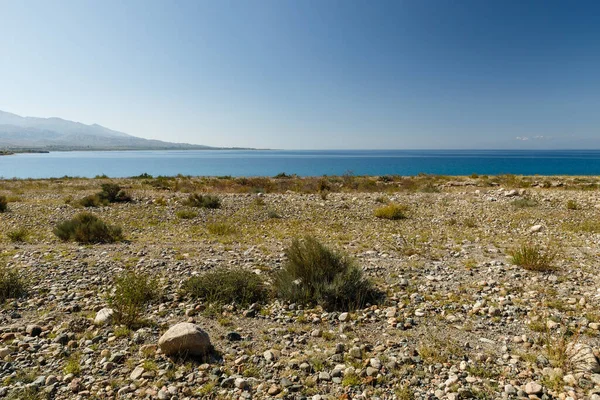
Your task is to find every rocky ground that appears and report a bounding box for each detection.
[1,175,600,400]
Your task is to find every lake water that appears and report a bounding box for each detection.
[1,150,600,178]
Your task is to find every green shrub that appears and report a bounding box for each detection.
[176,209,198,219]
[374,203,408,220]
[7,228,28,243]
[109,270,160,327]
[566,200,579,210]
[184,193,221,209]
[207,222,236,236]
[511,198,538,208]
[509,244,555,271]
[0,195,8,212]
[54,213,123,244]
[0,265,27,301]
[267,210,282,219]
[275,236,382,311]
[78,194,105,208]
[99,183,132,203]
[182,268,268,306]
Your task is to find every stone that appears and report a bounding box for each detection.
[0,347,10,358]
[339,312,350,322]
[267,385,281,395]
[226,332,242,341]
[318,371,331,381]
[524,381,543,395]
[235,378,249,390]
[567,343,600,373]
[529,224,544,233]
[94,308,114,325]
[264,349,280,362]
[130,366,144,380]
[158,323,212,357]
[26,324,42,337]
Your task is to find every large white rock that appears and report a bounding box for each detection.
[158,323,211,357]
[567,343,600,373]
[94,308,114,325]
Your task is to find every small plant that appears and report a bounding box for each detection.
[184,193,221,209]
[182,268,268,306]
[54,213,123,244]
[99,183,132,203]
[342,372,361,387]
[267,210,282,219]
[511,198,538,208]
[0,195,8,212]
[7,228,28,243]
[566,200,579,210]
[78,194,104,208]
[0,264,27,301]
[63,353,82,376]
[109,270,161,328]
[207,222,236,236]
[509,244,555,271]
[176,209,198,219]
[374,203,408,220]
[275,236,382,311]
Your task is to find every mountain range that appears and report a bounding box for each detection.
[0,110,229,151]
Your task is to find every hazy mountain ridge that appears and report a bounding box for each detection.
[0,110,225,150]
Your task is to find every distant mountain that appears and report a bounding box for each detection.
[0,110,236,151]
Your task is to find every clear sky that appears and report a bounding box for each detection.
[1,0,599,149]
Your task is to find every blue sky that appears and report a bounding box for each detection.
[1,0,599,149]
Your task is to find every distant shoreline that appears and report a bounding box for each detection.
[0,147,262,155]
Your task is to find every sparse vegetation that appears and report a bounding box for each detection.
[183,193,221,209]
[0,264,27,301]
[182,268,268,306]
[54,212,123,243]
[374,203,408,220]
[6,227,28,243]
[176,209,198,219]
[109,270,161,328]
[0,195,8,212]
[566,199,579,210]
[509,244,555,271]
[78,183,132,207]
[207,221,236,236]
[511,197,538,208]
[275,236,382,311]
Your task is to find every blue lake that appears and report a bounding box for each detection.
[2,150,600,178]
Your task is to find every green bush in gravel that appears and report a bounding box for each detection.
[182,268,268,306]
[0,195,8,212]
[183,193,221,209]
[109,270,160,328]
[54,212,123,244]
[0,264,27,301]
[275,236,383,311]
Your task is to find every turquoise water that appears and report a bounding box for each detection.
[1,150,600,178]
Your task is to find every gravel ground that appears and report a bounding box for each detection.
[1,175,600,400]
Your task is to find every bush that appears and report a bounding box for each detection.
[509,244,555,271]
[275,237,382,311]
[0,195,8,212]
[374,203,408,220]
[7,228,28,243]
[176,209,198,219]
[54,213,123,244]
[109,270,160,327]
[99,183,132,203]
[207,222,236,236]
[182,268,268,306]
[566,200,579,210]
[0,264,27,301]
[79,194,105,208]
[511,198,538,208]
[184,193,221,209]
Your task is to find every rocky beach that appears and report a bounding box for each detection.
[1,174,600,400]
